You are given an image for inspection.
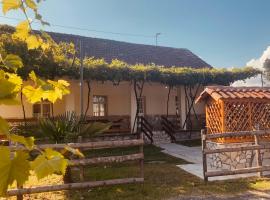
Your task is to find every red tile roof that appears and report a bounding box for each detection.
[196,86,270,103]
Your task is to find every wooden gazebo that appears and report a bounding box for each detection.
[196,86,270,142]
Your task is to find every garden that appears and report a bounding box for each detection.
[1,1,270,200]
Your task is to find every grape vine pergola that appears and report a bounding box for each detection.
[0,27,261,132]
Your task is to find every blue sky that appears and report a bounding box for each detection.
[1,0,270,67]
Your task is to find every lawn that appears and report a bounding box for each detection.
[6,145,270,200]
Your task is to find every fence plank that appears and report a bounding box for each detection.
[203,144,270,154]
[205,130,270,140]
[70,153,144,166]
[9,139,144,151]
[7,178,144,196]
[206,165,270,177]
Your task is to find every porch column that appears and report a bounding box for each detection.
[130,84,137,132]
[177,86,187,130]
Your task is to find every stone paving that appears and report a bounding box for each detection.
[156,143,256,181]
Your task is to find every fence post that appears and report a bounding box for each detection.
[254,134,263,177]
[138,113,144,179]
[77,136,84,181]
[16,184,23,200]
[201,129,208,182]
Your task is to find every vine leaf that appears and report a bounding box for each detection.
[26,35,40,50]
[0,147,30,196]
[23,71,70,103]
[3,54,23,72]
[2,0,21,15]
[0,70,22,105]
[31,148,68,180]
[9,134,35,150]
[61,146,84,159]
[25,0,37,10]
[0,117,9,135]
[13,20,30,41]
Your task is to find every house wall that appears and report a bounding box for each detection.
[0,78,206,131]
[65,80,131,116]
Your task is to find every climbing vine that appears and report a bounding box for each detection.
[0,0,80,197]
[0,26,261,87]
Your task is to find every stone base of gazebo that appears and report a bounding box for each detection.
[206,141,270,170]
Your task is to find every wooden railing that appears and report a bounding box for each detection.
[161,116,176,142]
[201,129,270,182]
[6,138,144,198]
[139,116,153,144]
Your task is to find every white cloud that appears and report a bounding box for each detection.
[233,46,270,87]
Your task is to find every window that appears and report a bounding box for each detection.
[93,96,107,116]
[137,96,146,115]
[33,100,51,118]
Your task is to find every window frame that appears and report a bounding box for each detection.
[33,100,52,118]
[93,95,108,117]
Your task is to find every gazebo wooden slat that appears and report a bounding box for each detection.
[196,86,270,143]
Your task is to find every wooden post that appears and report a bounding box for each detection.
[201,129,208,182]
[16,184,23,200]
[138,113,144,179]
[77,136,84,181]
[254,135,263,177]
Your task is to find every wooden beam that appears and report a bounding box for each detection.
[70,153,144,166]
[9,139,144,151]
[206,166,270,177]
[205,130,270,140]
[203,144,270,154]
[7,178,144,196]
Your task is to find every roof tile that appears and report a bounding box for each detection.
[196,86,270,103]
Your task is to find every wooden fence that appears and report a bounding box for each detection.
[201,129,270,181]
[6,137,144,198]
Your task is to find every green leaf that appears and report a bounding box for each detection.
[80,122,112,136]
[9,134,35,150]
[31,148,68,180]
[0,147,30,196]
[2,0,21,14]
[3,54,23,71]
[0,117,9,135]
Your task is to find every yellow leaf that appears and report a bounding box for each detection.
[2,0,21,15]
[25,0,37,10]
[0,147,30,196]
[22,85,43,104]
[9,134,35,150]
[0,71,22,105]
[26,35,41,50]
[31,148,68,180]
[0,117,9,135]
[13,20,30,41]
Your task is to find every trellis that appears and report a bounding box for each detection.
[196,86,270,143]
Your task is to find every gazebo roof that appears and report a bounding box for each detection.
[196,86,270,103]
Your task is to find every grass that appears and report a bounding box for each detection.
[176,139,202,147]
[6,145,270,200]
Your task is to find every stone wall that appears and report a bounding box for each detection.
[207,141,270,170]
